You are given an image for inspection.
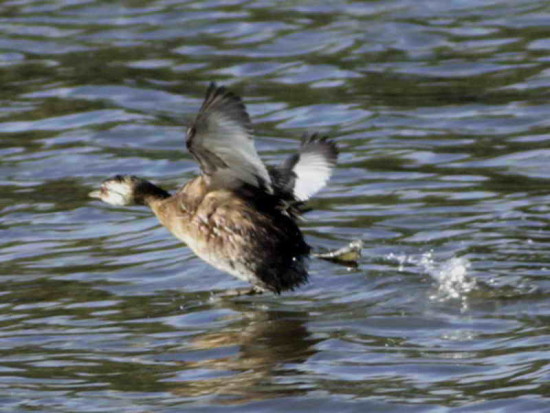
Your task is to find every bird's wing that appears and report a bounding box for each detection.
[186,82,272,192]
[278,133,338,201]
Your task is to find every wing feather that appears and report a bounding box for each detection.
[186,83,272,192]
[276,133,338,201]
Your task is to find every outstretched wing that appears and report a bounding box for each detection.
[274,133,338,202]
[186,82,272,192]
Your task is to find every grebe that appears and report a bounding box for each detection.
[89,83,338,294]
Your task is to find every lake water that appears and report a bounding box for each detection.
[0,0,549,411]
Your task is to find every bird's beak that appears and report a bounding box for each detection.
[88,190,102,199]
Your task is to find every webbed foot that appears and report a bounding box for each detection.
[313,239,363,267]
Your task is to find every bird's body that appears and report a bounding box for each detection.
[147,175,310,293]
[90,83,338,294]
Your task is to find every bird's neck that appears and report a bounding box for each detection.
[135,181,171,207]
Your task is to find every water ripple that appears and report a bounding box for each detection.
[0,0,548,411]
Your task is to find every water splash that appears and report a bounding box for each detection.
[386,251,476,310]
[427,257,475,303]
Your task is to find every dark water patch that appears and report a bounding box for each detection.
[0,0,548,411]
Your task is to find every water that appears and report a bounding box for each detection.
[1,0,549,411]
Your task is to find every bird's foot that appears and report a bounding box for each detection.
[313,239,363,267]
[219,286,265,297]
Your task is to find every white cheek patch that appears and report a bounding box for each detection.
[102,181,133,206]
[104,191,128,206]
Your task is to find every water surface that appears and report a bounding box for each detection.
[0,0,549,411]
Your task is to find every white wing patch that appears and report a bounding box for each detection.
[293,150,335,201]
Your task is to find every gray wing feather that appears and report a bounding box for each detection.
[186,83,272,191]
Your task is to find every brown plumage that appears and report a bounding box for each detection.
[89,83,338,294]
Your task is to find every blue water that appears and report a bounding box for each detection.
[0,0,548,411]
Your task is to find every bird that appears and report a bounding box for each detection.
[89,82,338,295]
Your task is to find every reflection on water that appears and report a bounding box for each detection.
[0,0,549,411]
[168,305,318,404]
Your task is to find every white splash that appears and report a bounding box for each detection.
[386,252,420,272]
[427,257,475,302]
[385,251,476,310]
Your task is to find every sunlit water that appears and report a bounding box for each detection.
[1,0,549,411]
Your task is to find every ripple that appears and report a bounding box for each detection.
[0,109,144,133]
[0,0,548,411]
